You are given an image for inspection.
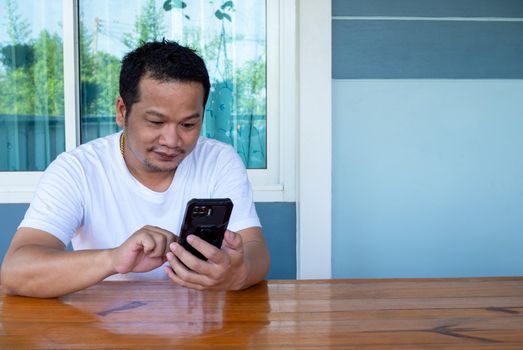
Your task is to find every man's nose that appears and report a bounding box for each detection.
[159,125,181,148]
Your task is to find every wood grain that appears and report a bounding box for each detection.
[1,277,523,349]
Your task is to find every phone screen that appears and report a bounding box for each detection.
[178,198,233,260]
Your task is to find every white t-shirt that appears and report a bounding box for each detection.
[20,132,261,280]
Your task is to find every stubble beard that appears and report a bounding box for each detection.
[142,147,186,173]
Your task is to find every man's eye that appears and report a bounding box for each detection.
[148,120,163,125]
[182,123,196,129]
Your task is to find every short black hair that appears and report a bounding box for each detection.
[119,40,210,115]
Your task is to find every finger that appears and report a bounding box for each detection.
[223,230,243,250]
[165,250,191,273]
[164,266,207,291]
[171,240,230,282]
[165,250,214,287]
[149,233,168,258]
[137,233,156,254]
[142,226,176,256]
[144,225,177,244]
[185,235,225,264]
[222,231,244,260]
[168,242,210,273]
[138,231,169,258]
[220,231,245,269]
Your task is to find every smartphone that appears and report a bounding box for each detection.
[178,198,234,260]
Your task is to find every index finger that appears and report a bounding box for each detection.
[185,234,227,264]
[142,225,177,254]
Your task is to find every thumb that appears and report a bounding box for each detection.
[223,230,243,251]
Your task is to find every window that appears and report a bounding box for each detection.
[0,0,64,171]
[79,0,267,169]
[0,0,295,203]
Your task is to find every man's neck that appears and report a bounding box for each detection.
[123,156,176,192]
[130,168,175,192]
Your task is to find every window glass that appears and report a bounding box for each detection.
[79,0,267,168]
[0,0,64,171]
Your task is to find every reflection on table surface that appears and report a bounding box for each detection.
[1,278,523,349]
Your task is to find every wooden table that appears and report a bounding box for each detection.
[1,277,523,349]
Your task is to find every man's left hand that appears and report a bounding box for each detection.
[164,230,249,291]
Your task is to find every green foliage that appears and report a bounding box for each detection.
[5,0,31,44]
[0,1,63,117]
[32,31,64,117]
[78,15,121,117]
[0,44,34,70]
[79,20,95,81]
[0,0,264,128]
[234,58,266,116]
[80,51,120,116]
[122,0,167,49]
[0,0,266,168]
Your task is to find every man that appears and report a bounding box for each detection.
[1,40,270,298]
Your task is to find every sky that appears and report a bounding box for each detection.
[0,0,62,42]
[1,0,265,61]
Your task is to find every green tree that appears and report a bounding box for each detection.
[81,1,169,119]
[79,18,96,116]
[79,17,120,117]
[122,0,166,49]
[234,58,266,116]
[79,19,95,82]
[0,66,33,114]
[0,0,34,115]
[0,31,64,116]
[5,0,31,44]
[91,51,120,115]
[32,30,64,117]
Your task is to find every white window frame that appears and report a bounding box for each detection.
[0,0,296,204]
[297,0,332,279]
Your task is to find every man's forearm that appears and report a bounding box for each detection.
[240,240,270,290]
[1,246,114,298]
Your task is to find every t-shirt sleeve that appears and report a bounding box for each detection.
[212,146,261,232]
[19,153,85,245]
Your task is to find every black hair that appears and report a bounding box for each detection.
[119,40,210,115]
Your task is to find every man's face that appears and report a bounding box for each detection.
[116,76,204,174]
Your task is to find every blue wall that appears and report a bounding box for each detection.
[0,202,296,279]
[332,0,523,278]
[0,204,27,265]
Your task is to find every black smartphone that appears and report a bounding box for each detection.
[178,198,234,260]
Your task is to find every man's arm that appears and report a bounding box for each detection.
[1,226,175,298]
[164,227,270,291]
[1,228,113,297]
[233,227,271,289]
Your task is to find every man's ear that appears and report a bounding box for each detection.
[115,96,127,128]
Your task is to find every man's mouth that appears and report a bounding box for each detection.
[154,150,182,161]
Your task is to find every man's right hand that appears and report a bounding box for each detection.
[110,225,177,274]
[0,226,178,298]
